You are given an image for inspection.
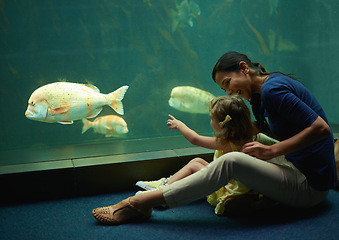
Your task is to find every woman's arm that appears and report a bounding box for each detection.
[242,116,331,160]
[167,114,232,152]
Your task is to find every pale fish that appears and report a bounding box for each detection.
[82,115,128,137]
[168,86,216,114]
[25,82,129,124]
[171,0,201,33]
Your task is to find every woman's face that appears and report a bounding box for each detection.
[214,70,252,100]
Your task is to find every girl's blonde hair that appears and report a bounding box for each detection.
[209,95,257,146]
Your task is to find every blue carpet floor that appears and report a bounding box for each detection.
[1,190,338,240]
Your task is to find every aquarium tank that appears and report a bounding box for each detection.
[1,0,339,168]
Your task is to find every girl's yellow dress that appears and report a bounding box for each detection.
[206,133,279,215]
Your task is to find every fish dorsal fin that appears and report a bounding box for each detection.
[84,84,100,93]
[86,107,102,118]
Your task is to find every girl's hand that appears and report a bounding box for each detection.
[241,141,275,160]
[167,114,184,130]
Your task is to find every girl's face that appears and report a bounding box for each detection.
[210,117,222,133]
[214,70,252,100]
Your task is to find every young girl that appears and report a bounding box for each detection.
[137,95,278,216]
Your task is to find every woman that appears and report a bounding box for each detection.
[92,51,338,225]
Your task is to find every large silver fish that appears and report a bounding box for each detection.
[82,115,128,137]
[171,0,201,33]
[168,86,215,114]
[25,82,129,124]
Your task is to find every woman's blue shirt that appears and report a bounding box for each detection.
[261,73,337,190]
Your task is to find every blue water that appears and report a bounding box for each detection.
[1,0,339,163]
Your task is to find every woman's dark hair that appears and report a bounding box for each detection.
[212,51,271,133]
[212,51,268,80]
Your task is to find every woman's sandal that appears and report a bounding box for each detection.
[92,197,153,225]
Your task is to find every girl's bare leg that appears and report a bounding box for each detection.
[167,157,209,184]
[131,158,209,210]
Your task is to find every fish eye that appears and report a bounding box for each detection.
[30,101,35,106]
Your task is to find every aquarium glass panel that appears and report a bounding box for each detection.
[1,0,339,165]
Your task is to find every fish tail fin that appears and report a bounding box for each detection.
[108,85,129,115]
[82,119,92,134]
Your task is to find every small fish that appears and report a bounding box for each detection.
[82,115,128,138]
[171,0,201,33]
[25,82,129,124]
[168,86,216,114]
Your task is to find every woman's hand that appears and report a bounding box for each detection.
[241,141,276,160]
[242,116,331,160]
[167,114,184,130]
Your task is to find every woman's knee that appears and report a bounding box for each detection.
[216,152,251,169]
[217,151,245,161]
